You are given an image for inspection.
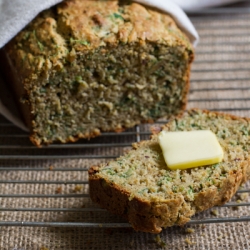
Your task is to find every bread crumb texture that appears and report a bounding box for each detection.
[4,0,193,146]
[185,227,195,234]
[185,238,196,245]
[89,109,250,233]
[210,209,218,216]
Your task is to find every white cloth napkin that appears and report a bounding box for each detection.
[0,0,240,129]
[0,0,62,49]
[172,0,244,11]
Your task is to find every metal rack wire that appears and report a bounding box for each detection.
[1,7,250,229]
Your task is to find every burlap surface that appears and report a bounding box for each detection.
[1,11,250,250]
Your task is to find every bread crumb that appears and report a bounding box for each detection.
[73,185,83,193]
[236,193,248,202]
[185,238,196,245]
[185,228,195,234]
[217,236,223,240]
[55,187,62,194]
[154,235,167,248]
[210,209,218,216]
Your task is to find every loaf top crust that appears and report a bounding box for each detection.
[4,0,192,81]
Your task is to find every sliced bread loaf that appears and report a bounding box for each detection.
[1,0,193,146]
[89,109,250,233]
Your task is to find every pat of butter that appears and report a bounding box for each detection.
[158,130,224,170]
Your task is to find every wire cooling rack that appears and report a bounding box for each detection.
[1,7,250,229]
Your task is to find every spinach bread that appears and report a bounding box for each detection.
[89,109,250,233]
[1,0,193,146]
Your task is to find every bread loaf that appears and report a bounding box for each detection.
[1,0,193,146]
[89,109,250,233]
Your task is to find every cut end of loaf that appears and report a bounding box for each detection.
[29,42,191,145]
[89,109,250,233]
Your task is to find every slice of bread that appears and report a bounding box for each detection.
[89,109,250,233]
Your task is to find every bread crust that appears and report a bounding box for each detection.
[89,160,248,233]
[89,109,250,233]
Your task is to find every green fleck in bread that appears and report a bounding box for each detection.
[1,0,193,146]
[88,109,250,233]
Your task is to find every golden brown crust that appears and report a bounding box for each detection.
[5,0,193,85]
[89,160,249,233]
[89,166,189,233]
[57,1,191,49]
[191,108,250,123]
[29,127,101,147]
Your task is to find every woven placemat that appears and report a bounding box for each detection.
[1,9,250,250]
[1,159,250,250]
